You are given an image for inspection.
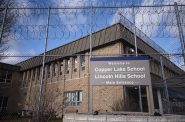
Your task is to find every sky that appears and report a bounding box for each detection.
[0,0,185,68]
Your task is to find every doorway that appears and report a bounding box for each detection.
[124,85,148,112]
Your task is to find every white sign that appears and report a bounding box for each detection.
[90,56,151,86]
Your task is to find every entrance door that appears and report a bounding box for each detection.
[124,86,148,112]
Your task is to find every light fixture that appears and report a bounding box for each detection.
[128,48,135,53]
[134,87,138,90]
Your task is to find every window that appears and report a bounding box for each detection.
[64,91,82,106]
[22,72,25,81]
[155,63,160,75]
[60,61,63,75]
[47,64,51,78]
[53,63,58,76]
[35,67,40,84]
[37,67,41,80]
[150,61,155,73]
[0,96,8,113]
[73,57,78,72]
[25,71,30,86]
[6,72,12,83]
[80,54,85,71]
[66,59,70,74]
[32,69,35,81]
[22,72,26,86]
[27,71,31,81]
[0,70,12,83]
[43,67,46,79]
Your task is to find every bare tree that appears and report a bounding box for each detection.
[0,0,15,60]
[19,87,65,122]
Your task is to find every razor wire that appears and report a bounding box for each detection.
[0,5,184,40]
[0,3,184,67]
[12,0,185,7]
[1,6,185,38]
[0,1,185,120]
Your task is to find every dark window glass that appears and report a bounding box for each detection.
[53,63,58,76]
[48,65,51,78]
[73,57,78,72]
[66,59,70,74]
[37,67,41,80]
[60,62,63,75]
[0,96,8,112]
[0,71,12,83]
[81,54,85,71]
[32,69,35,81]
[64,91,82,106]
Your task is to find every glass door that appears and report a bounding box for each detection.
[124,86,148,112]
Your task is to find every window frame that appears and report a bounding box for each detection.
[0,70,12,84]
[37,67,41,80]
[73,56,78,72]
[32,69,35,81]
[80,54,85,71]
[0,96,8,113]
[66,58,70,74]
[64,91,82,106]
[47,64,51,78]
[60,61,63,75]
[53,63,58,77]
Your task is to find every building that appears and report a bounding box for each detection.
[0,23,185,116]
[0,63,21,114]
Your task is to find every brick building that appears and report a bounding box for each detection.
[0,23,185,115]
[0,63,21,114]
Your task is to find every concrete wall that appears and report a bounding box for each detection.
[63,114,185,122]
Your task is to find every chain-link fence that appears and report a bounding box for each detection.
[0,0,185,121]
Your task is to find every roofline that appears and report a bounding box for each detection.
[0,62,20,71]
[16,23,119,66]
[16,22,184,75]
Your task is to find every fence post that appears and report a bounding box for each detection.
[132,5,138,56]
[38,7,51,120]
[160,56,170,114]
[132,5,143,113]
[174,2,185,65]
[157,88,163,114]
[0,6,8,44]
[88,5,93,114]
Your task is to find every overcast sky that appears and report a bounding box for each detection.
[1,0,185,67]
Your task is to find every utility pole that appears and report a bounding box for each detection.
[174,2,185,65]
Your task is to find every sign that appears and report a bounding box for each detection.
[90,56,151,86]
